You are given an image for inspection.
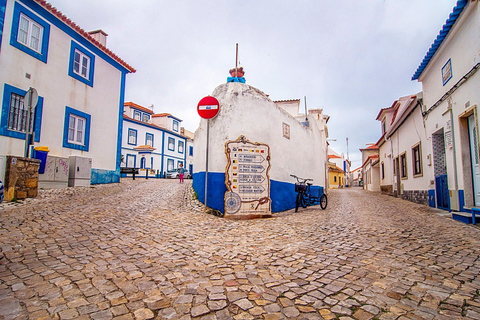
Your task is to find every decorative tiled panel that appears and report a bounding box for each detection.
[432,132,447,176]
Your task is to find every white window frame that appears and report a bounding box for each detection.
[73,49,91,79]
[17,13,43,53]
[68,114,86,145]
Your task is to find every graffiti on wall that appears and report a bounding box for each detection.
[224,135,271,216]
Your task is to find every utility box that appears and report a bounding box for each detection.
[69,156,92,187]
[38,156,69,189]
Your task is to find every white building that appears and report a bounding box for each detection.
[412,0,480,217]
[360,144,380,192]
[0,0,135,184]
[121,102,188,177]
[193,82,329,216]
[376,93,432,205]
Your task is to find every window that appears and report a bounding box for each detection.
[18,14,43,53]
[167,159,174,171]
[10,2,50,63]
[334,176,337,183]
[140,157,146,169]
[0,84,43,141]
[73,49,90,79]
[134,110,141,120]
[168,137,175,151]
[381,120,386,134]
[412,143,422,176]
[173,120,179,132]
[126,154,136,168]
[381,162,385,180]
[68,114,86,145]
[68,41,95,86]
[7,92,33,133]
[400,152,407,179]
[146,133,154,147]
[178,141,184,154]
[128,129,137,145]
[63,107,90,151]
[143,114,150,123]
[189,146,193,157]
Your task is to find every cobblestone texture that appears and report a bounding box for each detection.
[1,179,480,319]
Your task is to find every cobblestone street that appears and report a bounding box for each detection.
[1,179,480,320]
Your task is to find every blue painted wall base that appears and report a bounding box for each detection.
[91,169,120,185]
[193,171,324,213]
[428,189,435,207]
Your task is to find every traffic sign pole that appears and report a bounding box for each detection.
[197,96,220,208]
[205,120,209,207]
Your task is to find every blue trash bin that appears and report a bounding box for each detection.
[34,147,49,174]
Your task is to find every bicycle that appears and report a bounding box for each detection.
[290,174,327,212]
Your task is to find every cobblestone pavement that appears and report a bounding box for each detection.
[1,180,480,320]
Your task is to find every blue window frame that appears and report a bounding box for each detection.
[63,107,91,151]
[189,146,193,156]
[10,2,50,63]
[133,110,141,120]
[128,128,137,145]
[150,158,153,169]
[146,133,154,147]
[68,41,95,87]
[140,156,146,169]
[167,159,174,171]
[0,83,43,141]
[173,120,179,132]
[178,141,184,154]
[126,154,136,167]
[143,114,150,122]
[168,137,175,151]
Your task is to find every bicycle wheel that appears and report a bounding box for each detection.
[295,193,301,212]
[301,194,308,208]
[320,194,327,210]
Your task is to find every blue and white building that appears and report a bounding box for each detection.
[121,102,188,177]
[0,0,135,184]
[412,0,480,218]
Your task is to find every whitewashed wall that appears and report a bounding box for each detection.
[193,82,327,213]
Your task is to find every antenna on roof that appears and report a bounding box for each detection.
[235,43,238,77]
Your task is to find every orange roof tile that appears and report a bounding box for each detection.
[124,102,154,114]
[328,154,341,159]
[34,0,135,73]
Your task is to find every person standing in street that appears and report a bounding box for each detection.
[178,163,186,183]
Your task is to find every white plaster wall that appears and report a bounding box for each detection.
[389,108,433,191]
[379,142,393,188]
[419,3,480,108]
[194,83,326,186]
[419,2,480,192]
[0,0,123,171]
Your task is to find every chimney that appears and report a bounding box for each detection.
[88,29,108,46]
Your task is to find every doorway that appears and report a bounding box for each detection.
[432,130,449,210]
[468,114,480,206]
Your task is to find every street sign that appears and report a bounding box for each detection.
[197,96,220,119]
[24,88,38,112]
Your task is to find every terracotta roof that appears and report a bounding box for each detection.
[328,154,341,159]
[34,0,135,73]
[124,102,154,114]
[361,154,379,168]
[359,144,379,151]
[375,105,395,121]
[351,167,362,173]
[134,145,156,151]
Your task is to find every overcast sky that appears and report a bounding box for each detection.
[46,0,458,168]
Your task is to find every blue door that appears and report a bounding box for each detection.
[435,175,449,210]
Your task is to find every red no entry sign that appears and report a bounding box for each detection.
[197,96,220,119]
